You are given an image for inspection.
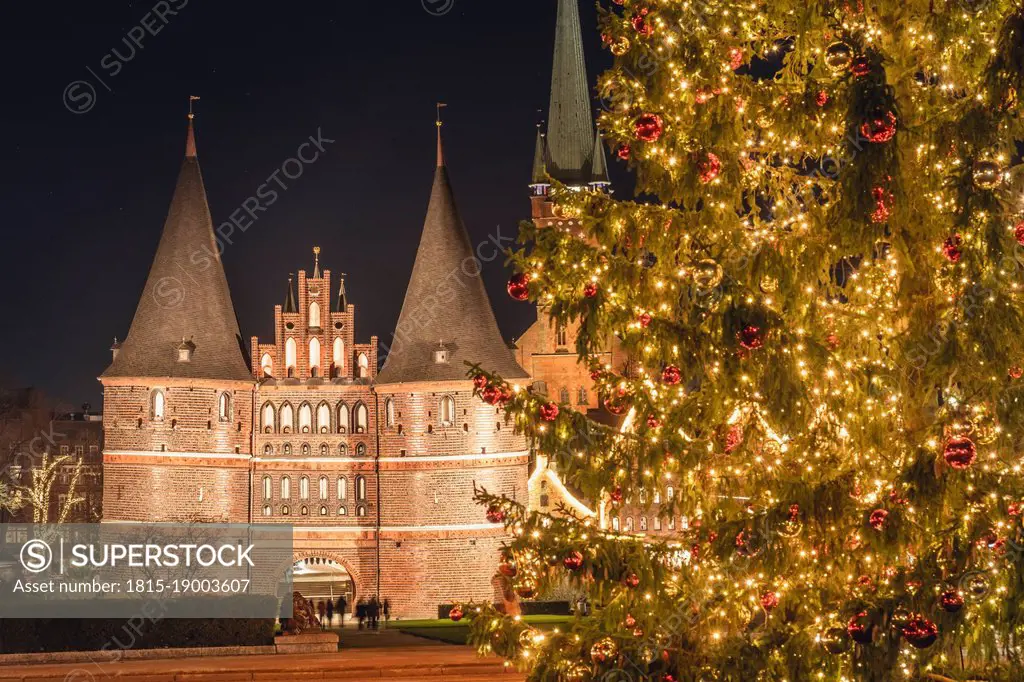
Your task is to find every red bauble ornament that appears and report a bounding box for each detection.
[515,584,536,599]
[449,606,464,621]
[1010,366,1023,379]
[631,8,653,36]
[485,505,506,524]
[639,312,652,328]
[1014,221,1024,246]
[816,90,830,107]
[634,113,664,142]
[728,47,744,70]
[609,486,624,503]
[498,561,518,578]
[622,572,640,588]
[847,611,874,644]
[481,385,501,405]
[563,551,584,571]
[603,388,630,415]
[738,325,764,350]
[624,614,637,628]
[507,272,531,301]
[850,56,871,77]
[724,424,744,453]
[661,365,681,385]
[942,234,963,263]
[939,589,965,613]
[943,435,977,470]
[583,282,599,298]
[902,617,938,649]
[646,414,661,428]
[869,509,889,531]
[617,145,631,160]
[760,591,780,611]
[860,111,897,143]
[697,152,721,183]
[1009,502,1022,516]
[473,373,489,390]
[826,333,841,350]
[539,402,560,421]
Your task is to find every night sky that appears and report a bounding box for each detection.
[0,0,622,407]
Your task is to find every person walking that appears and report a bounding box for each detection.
[356,597,366,630]
[337,595,348,627]
[368,596,379,630]
[317,600,327,630]
[382,598,391,627]
[326,598,334,628]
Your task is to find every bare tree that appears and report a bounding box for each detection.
[13,451,84,524]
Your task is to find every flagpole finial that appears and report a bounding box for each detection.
[185,95,201,157]
[435,102,447,168]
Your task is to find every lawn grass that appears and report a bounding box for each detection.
[391,614,572,645]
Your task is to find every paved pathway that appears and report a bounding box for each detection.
[0,642,524,681]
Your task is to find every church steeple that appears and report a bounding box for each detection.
[377,122,528,385]
[544,0,599,186]
[102,112,250,381]
[283,273,297,313]
[530,124,548,187]
[335,274,348,312]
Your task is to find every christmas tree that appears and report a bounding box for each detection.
[466,0,1024,680]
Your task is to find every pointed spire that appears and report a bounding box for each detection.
[185,95,200,158]
[101,112,251,382]
[283,273,297,313]
[589,127,610,186]
[546,0,596,185]
[377,127,528,385]
[335,273,348,312]
[531,124,548,185]
[436,102,447,168]
[312,246,322,278]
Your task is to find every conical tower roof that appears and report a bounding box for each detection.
[376,127,528,385]
[546,0,597,185]
[101,118,251,382]
[531,125,548,185]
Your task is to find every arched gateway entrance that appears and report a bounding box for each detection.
[293,557,356,626]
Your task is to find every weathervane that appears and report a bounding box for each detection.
[188,94,200,120]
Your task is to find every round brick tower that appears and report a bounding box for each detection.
[372,123,531,617]
[99,116,255,523]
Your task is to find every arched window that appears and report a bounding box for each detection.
[354,403,368,433]
[319,443,329,456]
[640,517,648,531]
[356,443,367,456]
[612,517,620,531]
[338,443,348,456]
[384,398,396,428]
[151,390,165,420]
[318,476,328,500]
[280,403,294,433]
[666,486,674,501]
[337,403,349,433]
[282,505,290,516]
[356,476,366,501]
[654,517,662,531]
[263,444,273,456]
[337,476,348,500]
[285,338,297,376]
[261,403,276,433]
[298,403,312,433]
[262,505,272,517]
[357,353,369,378]
[260,353,273,378]
[283,443,292,456]
[439,395,455,427]
[333,338,345,374]
[668,517,675,530]
[301,505,308,516]
[559,387,570,404]
[556,322,568,346]
[356,505,367,517]
[299,476,310,500]
[338,506,347,516]
[654,490,661,504]
[218,392,231,422]
[262,476,272,500]
[319,506,328,516]
[301,443,310,456]
[308,301,321,328]
[280,476,291,500]
[577,387,588,405]
[625,517,634,532]
[309,337,321,377]
[316,402,331,433]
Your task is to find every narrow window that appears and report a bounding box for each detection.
[308,301,321,328]
[356,443,366,456]
[338,506,347,516]
[357,352,369,378]
[337,403,349,433]
[439,395,455,427]
[356,505,367,517]
[577,387,587,405]
[260,353,273,377]
[309,337,321,376]
[263,444,273,456]
[262,505,272,517]
[319,476,328,500]
[319,506,328,516]
[640,517,648,531]
[280,403,293,433]
[299,403,312,433]
[625,517,634,532]
[300,476,310,500]
[262,476,272,500]
[317,402,331,433]
[333,338,345,375]
[559,387,570,404]
[384,398,395,428]
[556,322,567,347]
[285,338,297,375]
[356,475,366,501]
[337,477,347,500]
[338,443,348,456]
[612,517,620,531]
[281,476,291,500]
[218,392,231,422]
[666,486,674,500]
[654,517,662,531]
[262,403,276,433]
[151,390,165,420]
[354,403,368,433]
